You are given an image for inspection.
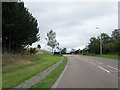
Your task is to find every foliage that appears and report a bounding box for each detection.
[88,37,100,54]
[2,2,40,53]
[86,29,120,54]
[45,30,59,53]
[112,29,120,39]
[29,48,38,54]
[2,52,61,89]
[37,44,41,49]
[61,48,67,54]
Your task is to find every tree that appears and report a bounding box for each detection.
[101,33,111,43]
[88,37,100,54]
[112,29,120,39]
[111,29,120,54]
[70,49,76,54]
[100,33,111,54]
[37,44,41,49]
[61,48,67,54]
[87,31,119,54]
[45,30,59,54]
[2,2,40,53]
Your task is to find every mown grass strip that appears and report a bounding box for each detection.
[95,54,118,60]
[30,57,67,89]
[82,53,118,60]
[2,54,61,89]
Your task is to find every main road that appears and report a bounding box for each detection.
[53,55,118,88]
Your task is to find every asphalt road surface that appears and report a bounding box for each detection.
[53,55,118,88]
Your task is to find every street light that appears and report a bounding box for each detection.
[96,27,102,55]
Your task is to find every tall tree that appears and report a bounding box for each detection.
[2,2,40,52]
[88,37,100,54]
[87,31,119,54]
[112,29,120,54]
[61,48,67,54]
[45,30,59,54]
[112,29,120,39]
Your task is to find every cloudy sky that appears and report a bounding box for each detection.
[23,0,118,51]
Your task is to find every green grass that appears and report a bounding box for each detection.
[30,57,67,89]
[82,53,118,60]
[95,54,118,60]
[2,51,61,89]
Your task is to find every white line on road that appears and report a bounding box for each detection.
[107,65,118,71]
[90,62,96,65]
[96,61,102,64]
[52,59,69,88]
[98,66,110,73]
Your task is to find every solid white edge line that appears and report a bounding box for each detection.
[107,65,118,71]
[98,66,110,73]
[52,58,69,88]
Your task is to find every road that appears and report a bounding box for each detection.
[53,55,118,88]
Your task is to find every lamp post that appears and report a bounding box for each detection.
[96,27,102,55]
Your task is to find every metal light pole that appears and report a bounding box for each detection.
[96,27,102,55]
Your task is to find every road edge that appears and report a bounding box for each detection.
[52,57,69,88]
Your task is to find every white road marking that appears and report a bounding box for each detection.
[90,62,96,65]
[52,59,69,88]
[98,66,110,73]
[110,71,118,73]
[96,61,102,64]
[107,65,118,71]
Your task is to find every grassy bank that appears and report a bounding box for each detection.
[82,53,118,60]
[30,57,67,89]
[2,50,61,89]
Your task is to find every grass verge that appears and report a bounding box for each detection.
[30,57,67,89]
[82,53,118,60]
[2,51,61,89]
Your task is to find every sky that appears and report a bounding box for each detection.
[23,0,118,51]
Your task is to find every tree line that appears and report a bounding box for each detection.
[72,29,120,55]
[46,29,120,55]
[55,29,120,55]
[2,2,40,53]
[3,2,119,55]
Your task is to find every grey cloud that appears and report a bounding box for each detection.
[24,1,118,49]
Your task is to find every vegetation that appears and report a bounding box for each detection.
[2,2,64,89]
[45,30,59,54]
[61,48,67,54]
[37,44,41,49]
[87,29,120,54]
[82,53,118,60]
[96,54,118,59]
[70,29,120,57]
[2,50,61,89]
[2,2,40,53]
[30,57,67,89]
[29,48,38,54]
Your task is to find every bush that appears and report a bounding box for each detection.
[29,48,38,54]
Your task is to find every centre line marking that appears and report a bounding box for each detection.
[107,65,118,71]
[98,66,110,73]
[96,61,102,64]
[90,62,96,65]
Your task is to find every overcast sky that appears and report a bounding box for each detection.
[23,0,118,51]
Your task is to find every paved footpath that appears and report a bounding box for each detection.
[13,57,64,89]
[53,55,118,88]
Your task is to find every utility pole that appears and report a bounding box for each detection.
[96,27,102,55]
